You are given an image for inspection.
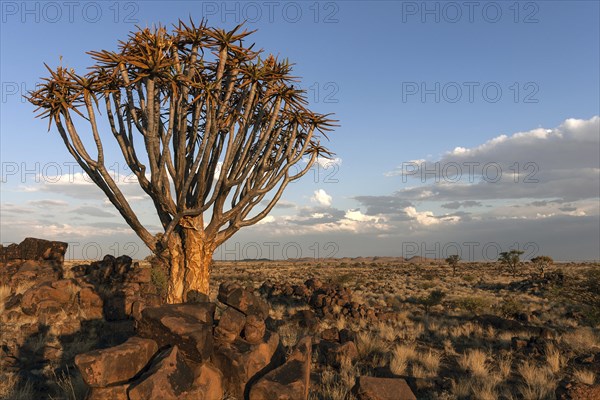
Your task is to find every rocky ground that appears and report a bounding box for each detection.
[0,238,599,399]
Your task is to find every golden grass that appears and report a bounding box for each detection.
[518,361,557,400]
[458,349,488,378]
[573,369,596,385]
[390,344,417,375]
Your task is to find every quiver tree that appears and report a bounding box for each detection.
[27,20,336,303]
[498,250,524,277]
[531,255,553,278]
[445,254,460,276]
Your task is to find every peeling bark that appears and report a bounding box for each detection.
[165,216,213,303]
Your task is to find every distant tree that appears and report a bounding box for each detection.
[419,289,445,314]
[499,250,524,277]
[27,20,336,303]
[445,254,461,276]
[531,255,553,278]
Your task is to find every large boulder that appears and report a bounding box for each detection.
[128,346,195,400]
[218,282,270,318]
[75,337,158,387]
[214,306,246,343]
[137,303,215,361]
[0,237,68,263]
[352,376,416,400]
[211,330,283,399]
[21,281,74,315]
[86,384,129,400]
[249,336,312,400]
[189,362,225,400]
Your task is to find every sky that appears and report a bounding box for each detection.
[1,0,599,261]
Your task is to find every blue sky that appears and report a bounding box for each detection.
[1,1,599,261]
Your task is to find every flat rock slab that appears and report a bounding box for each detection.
[137,304,214,362]
[128,346,194,400]
[218,282,270,318]
[75,337,158,387]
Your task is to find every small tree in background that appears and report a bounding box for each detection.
[27,20,336,303]
[499,250,524,277]
[419,290,445,314]
[531,255,553,278]
[445,254,461,276]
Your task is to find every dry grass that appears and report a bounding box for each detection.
[545,345,564,374]
[560,327,600,353]
[0,373,35,400]
[573,369,596,385]
[518,361,557,400]
[355,331,388,360]
[390,344,417,375]
[0,284,11,314]
[458,349,488,378]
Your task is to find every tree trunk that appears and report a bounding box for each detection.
[165,216,214,304]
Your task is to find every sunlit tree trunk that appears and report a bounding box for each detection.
[165,216,214,303]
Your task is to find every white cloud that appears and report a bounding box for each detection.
[311,189,332,207]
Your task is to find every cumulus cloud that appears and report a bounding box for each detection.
[311,189,332,207]
[386,116,599,203]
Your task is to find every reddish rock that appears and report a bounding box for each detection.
[249,336,311,400]
[78,287,104,319]
[218,282,270,318]
[321,327,340,342]
[75,337,158,387]
[243,315,267,344]
[21,282,73,315]
[189,362,225,400]
[556,382,600,400]
[128,346,194,400]
[215,307,246,343]
[211,330,283,399]
[352,376,417,400]
[137,304,214,361]
[86,384,129,400]
[127,267,152,283]
[0,237,67,263]
[305,278,323,291]
[325,341,358,368]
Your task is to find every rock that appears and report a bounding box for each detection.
[305,278,323,291]
[0,237,68,263]
[86,384,129,400]
[127,267,152,284]
[556,382,600,400]
[186,291,210,304]
[21,282,73,315]
[215,307,246,343]
[78,288,104,319]
[339,328,356,344]
[249,336,311,400]
[114,255,133,275]
[190,362,224,400]
[218,282,270,318]
[75,337,158,387]
[211,330,283,399]
[321,327,340,342]
[137,304,214,362]
[323,341,358,368]
[128,346,194,400]
[293,309,318,331]
[352,376,417,400]
[511,337,528,350]
[243,315,267,344]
